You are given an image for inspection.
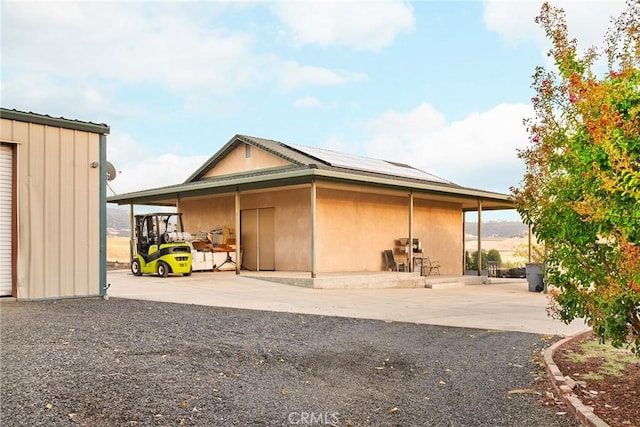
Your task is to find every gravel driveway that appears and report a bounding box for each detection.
[1,298,579,427]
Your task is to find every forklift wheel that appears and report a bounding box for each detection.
[157,261,169,278]
[131,259,143,276]
[183,267,192,277]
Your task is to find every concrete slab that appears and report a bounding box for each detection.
[106,270,587,336]
[244,271,426,289]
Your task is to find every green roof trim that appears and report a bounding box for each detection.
[1,108,110,134]
[108,165,513,210]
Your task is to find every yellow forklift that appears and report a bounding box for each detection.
[131,212,193,277]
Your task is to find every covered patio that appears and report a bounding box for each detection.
[108,135,516,278]
[242,270,487,289]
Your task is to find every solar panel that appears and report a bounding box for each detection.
[287,143,452,184]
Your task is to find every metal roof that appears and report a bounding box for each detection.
[186,134,463,185]
[108,134,513,210]
[0,108,110,134]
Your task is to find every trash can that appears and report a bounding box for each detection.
[526,263,544,292]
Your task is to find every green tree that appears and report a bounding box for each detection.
[469,250,488,271]
[487,249,502,266]
[465,251,473,271]
[512,1,640,355]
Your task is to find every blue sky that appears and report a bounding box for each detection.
[1,1,627,220]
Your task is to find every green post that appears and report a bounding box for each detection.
[99,134,107,298]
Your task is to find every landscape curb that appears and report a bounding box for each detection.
[543,329,610,427]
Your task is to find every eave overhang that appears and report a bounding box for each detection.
[1,108,110,135]
[107,167,513,211]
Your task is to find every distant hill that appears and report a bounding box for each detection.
[107,207,131,236]
[107,207,180,236]
[107,207,528,238]
[109,208,527,239]
[465,221,528,238]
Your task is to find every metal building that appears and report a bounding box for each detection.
[0,108,110,299]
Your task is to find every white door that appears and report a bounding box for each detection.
[0,144,13,296]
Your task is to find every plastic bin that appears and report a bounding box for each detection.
[526,263,544,292]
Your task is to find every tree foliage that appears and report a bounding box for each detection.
[465,249,501,271]
[512,1,640,355]
[465,251,473,271]
[487,249,502,265]
[513,242,546,264]
[466,250,487,271]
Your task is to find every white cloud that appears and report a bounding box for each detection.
[106,132,148,169]
[363,103,446,160]
[294,96,322,108]
[271,1,415,51]
[344,102,533,193]
[423,103,532,180]
[1,2,252,94]
[483,0,627,53]
[275,60,367,89]
[106,132,208,194]
[482,1,543,46]
[0,73,143,121]
[293,95,339,109]
[110,153,209,194]
[0,1,362,115]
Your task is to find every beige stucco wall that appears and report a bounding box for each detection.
[177,184,464,274]
[178,194,235,234]
[0,118,101,299]
[240,187,311,271]
[315,186,463,274]
[204,143,289,178]
[315,187,409,272]
[184,143,466,274]
[413,198,463,275]
[177,187,312,271]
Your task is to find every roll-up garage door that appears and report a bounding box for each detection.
[0,144,13,296]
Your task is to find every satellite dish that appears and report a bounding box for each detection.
[106,161,117,181]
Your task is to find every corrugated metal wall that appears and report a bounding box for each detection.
[0,118,101,299]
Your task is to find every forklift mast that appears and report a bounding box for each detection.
[134,213,186,255]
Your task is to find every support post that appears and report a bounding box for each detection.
[235,190,241,275]
[477,199,482,277]
[408,191,414,272]
[99,134,107,297]
[310,180,317,278]
[129,204,135,260]
[462,212,466,274]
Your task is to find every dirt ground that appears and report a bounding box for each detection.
[1,298,580,427]
[465,236,533,265]
[107,236,131,263]
[107,261,130,271]
[553,334,640,426]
